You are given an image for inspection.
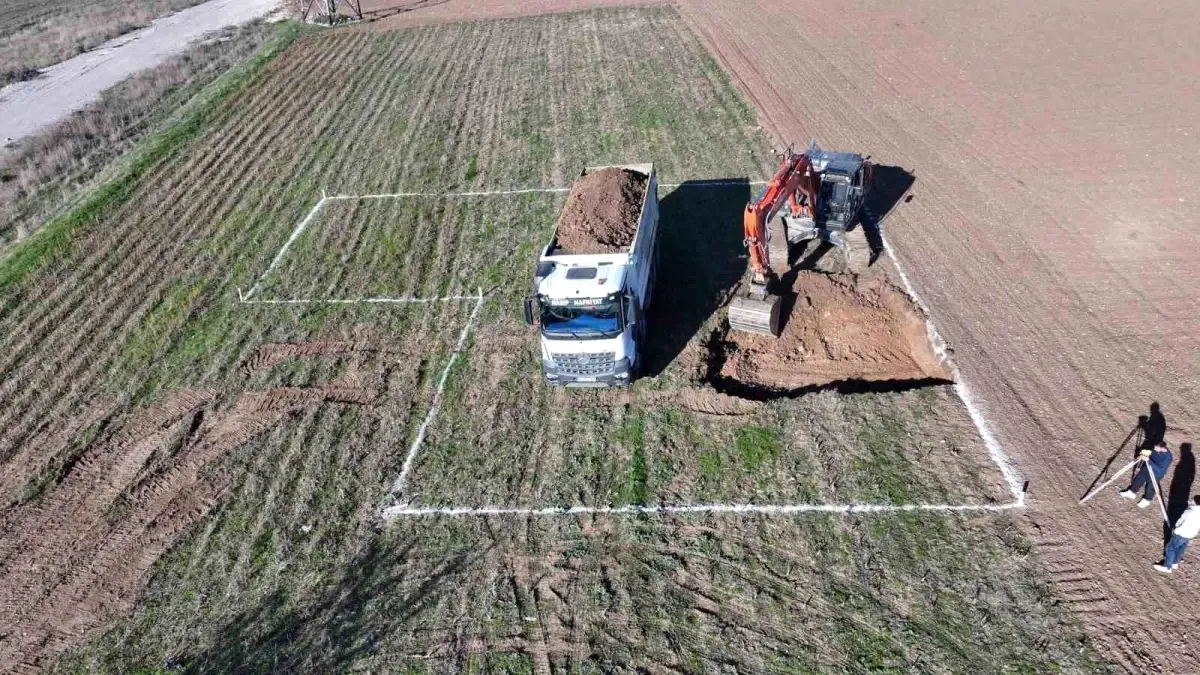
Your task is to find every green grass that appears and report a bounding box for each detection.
[13,7,1107,673]
[734,425,781,473]
[0,21,310,303]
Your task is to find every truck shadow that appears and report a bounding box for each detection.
[641,179,751,378]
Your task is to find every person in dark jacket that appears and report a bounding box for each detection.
[1121,442,1174,508]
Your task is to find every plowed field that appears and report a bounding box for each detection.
[0,6,1114,673]
[374,1,1200,668]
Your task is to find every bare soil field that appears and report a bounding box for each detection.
[0,6,1112,672]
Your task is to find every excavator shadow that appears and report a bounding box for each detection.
[859,164,916,266]
[640,179,752,378]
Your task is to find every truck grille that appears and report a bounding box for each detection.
[554,352,615,376]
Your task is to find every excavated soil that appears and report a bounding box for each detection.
[715,272,950,392]
[553,167,646,254]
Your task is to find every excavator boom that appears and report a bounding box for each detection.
[727,149,819,336]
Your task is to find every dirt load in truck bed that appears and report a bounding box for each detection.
[553,167,647,254]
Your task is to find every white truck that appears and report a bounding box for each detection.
[522,163,659,387]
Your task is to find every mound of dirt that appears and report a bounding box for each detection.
[553,167,647,254]
[715,272,950,391]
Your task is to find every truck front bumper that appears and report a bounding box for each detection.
[543,358,632,387]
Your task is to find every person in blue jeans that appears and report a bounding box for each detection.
[1120,442,1174,508]
[1155,496,1200,573]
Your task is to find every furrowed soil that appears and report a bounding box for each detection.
[663,0,1200,670]
[553,167,646,254]
[715,270,951,392]
[250,1,1196,665]
[0,6,1107,673]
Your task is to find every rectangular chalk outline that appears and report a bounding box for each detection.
[237,183,1026,520]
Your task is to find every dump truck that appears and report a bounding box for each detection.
[522,164,659,387]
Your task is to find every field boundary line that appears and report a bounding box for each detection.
[244,194,327,300]
[323,179,767,202]
[389,292,486,498]
[381,500,1023,519]
[242,181,769,304]
[239,295,482,305]
[879,230,1025,503]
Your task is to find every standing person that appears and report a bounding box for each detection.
[1120,442,1173,508]
[1155,495,1200,573]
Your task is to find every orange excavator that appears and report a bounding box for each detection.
[728,141,872,336]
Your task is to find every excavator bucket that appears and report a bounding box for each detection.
[728,291,781,336]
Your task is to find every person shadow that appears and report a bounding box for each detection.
[1164,442,1195,543]
[1143,401,1166,449]
[1080,402,1168,500]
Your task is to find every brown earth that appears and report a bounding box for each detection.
[363,0,1200,669]
[717,271,950,391]
[669,0,1200,670]
[553,167,647,254]
[240,339,385,374]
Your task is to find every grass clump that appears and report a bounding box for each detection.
[734,424,781,472]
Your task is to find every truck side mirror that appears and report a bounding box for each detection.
[523,296,538,326]
[624,292,641,326]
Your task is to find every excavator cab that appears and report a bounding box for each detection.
[785,143,870,251]
[727,142,871,337]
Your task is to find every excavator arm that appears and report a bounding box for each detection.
[744,149,819,283]
[729,149,820,336]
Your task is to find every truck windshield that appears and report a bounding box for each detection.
[541,301,621,338]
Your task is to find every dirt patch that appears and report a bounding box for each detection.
[552,167,647,254]
[0,379,379,671]
[574,386,763,416]
[713,271,950,392]
[241,340,381,374]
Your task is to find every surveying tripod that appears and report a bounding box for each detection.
[1080,452,1170,525]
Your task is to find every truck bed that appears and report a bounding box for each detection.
[551,166,649,255]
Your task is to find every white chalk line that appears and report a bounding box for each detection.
[244,195,327,300]
[389,292,486,499]
[877,228,1026,504]
[243,181,766,305]
[374,187,1026,519]
[321,179,766,202]
[245,185,1024,518]
[239,294,482,305]
[382,500,1022,519]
